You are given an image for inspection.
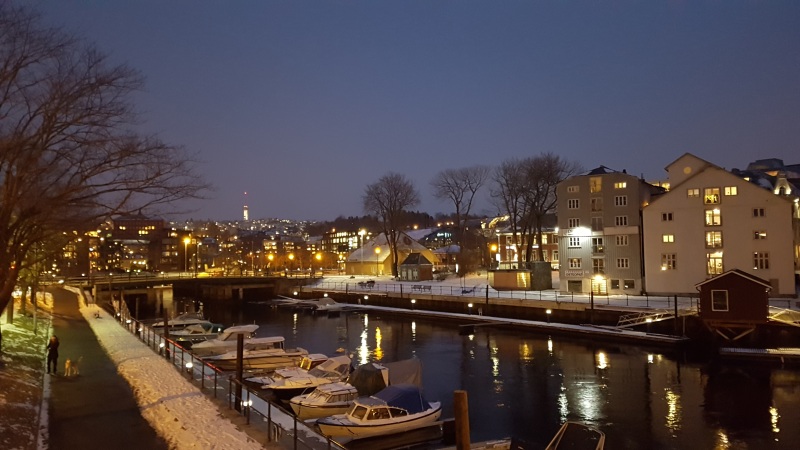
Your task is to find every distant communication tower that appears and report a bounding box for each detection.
[243,191,249,221]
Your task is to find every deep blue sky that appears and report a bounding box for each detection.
[37,1,800,221]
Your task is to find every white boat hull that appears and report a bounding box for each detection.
[290,401,352,420]
[317,403,442,439]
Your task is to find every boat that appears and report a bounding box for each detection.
[545,422,605,450]
[202,344,309,371]
[171,323,225,344]
[315,297,345,312]
[290,382,359,420]
[263,355,352,401]
[190,325,262,356]
[152,312,211,330]
[317,384,441,439]
[246,353,328,385]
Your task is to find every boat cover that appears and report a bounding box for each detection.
[349,362,387,396]
[384,357,423,387]
[349,357,423,396]
[373,384,429,415]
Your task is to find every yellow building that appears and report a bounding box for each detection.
[346,232,437,277]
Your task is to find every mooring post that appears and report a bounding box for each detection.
[163,307,170,360]
[674,295,679,336]
[454,390,471,450]
[485,285,489,305]
[235,333,244,412]
[590,291,594,324]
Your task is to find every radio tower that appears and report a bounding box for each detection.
[243,191,249,221]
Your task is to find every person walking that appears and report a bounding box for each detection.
[46,335,60,374]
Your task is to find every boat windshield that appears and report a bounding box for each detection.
[367,407,391,420]
[348,404,368,420]
[305,390,328,402]
[308,363,348,378]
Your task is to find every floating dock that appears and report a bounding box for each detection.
[719,347,800,362]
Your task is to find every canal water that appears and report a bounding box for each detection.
[201,302,800,449]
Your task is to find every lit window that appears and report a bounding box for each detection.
[662,254,676,270]
[754,252,769,270]
[590,177,602,193]
[624,279,635,289]
[591,198,603,211]
[753,208,765,217]
[711,290,728,311]
[614,196,627,206]
[615,216,628,226]
[662,235,674,243]
[614,182,627,189]
[705,209,721,226]
[705,231,723,248]
[568,237,581,248]
[567,186,579,193]
[569,258,581,269]
[704,188,721,204]
[568,199,580,209]
[552,250,559,261]
[615,235,628,246]
[661,212,673,221]
[568,218,580,228]
[592,259,605,275]
[616,258,629,269]
[724,186,738,196]
[611,279,620,289]
[687,189,700,198]
[753,231,767,240]
[707,252,723,276]
[591,238,604,253]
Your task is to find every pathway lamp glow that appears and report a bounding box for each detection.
[468,303,473,315]
[411,299,416,310]
[546,309,552,324]
[364,295,369,300]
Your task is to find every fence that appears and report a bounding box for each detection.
[110,298,345,450]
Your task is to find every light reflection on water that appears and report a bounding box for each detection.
[207,306,800,449]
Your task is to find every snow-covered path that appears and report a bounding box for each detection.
[79,304,267,450]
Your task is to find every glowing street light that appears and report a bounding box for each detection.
[184,238,191,273]
[375,247,381,276]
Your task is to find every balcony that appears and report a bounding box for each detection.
[592,245,605,254]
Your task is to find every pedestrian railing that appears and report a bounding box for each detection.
[110,300,345,450]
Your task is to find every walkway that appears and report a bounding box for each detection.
[47,289,168,450]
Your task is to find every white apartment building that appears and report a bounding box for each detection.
[643,153,799,297]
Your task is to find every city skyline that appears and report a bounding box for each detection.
[40,1,800,221]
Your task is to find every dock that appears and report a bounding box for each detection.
[719,347,800,362]
[347,304,689,346]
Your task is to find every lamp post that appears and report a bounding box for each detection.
[375,247,381,276]
[288,253,294,275]
[195,242,202,277]
[315,253,322,277]
[184,238,190,274]
[267,254,273,275]
[358,229,366,277]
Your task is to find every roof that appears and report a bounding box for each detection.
[432,244,460,254]
[586,165,619,175]
[346,231,429,262]
[747,158,785,171]
[694,269,772,291]
[399,253,433,266]
[405,227,437,241]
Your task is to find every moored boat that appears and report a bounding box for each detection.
[202,345,309,371]
[152,312,211,330]
[290,382,359,420]
[264,355,352,401]
[245,353,328,385]
[171,323,225,344]
[190,325,266,356]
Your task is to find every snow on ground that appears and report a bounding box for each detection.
[0,293,53,450]
[79,304,266,450]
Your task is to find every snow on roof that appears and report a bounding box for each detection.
[346,231,429,262]
[432,244,460,254]
[405,228,437,241]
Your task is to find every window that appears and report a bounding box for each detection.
[368,407,391,420]
[615,196,628,206]
[754,231,767,240]
[616,235,628,246]
[753,208,765,217]
[724,186,737,196]
[567,186,579,193]
[568,218,580,228]
[662,212,674,221]
[591,217,603,231]
[552,250,559,261]
[615,216,628,226]
[687,189,700,198]
[592,258,605,275]
[617,258,629,269]
[388,408,408,418]
[662,254,676,270]
[704,188,721,204]
[662,235,674,243]
[624,279,635,289]
[614,182,627,189]
[590,177,602,193]
[754,252,769,270]
[711,290,729,311]
[707,252,723,276]
[610,279,620,289]
[705,209,721,226]
[568,199,580,209]
[591,237,605,253]
[569,258,581,269]
[705,231,723,248]
[568,237,581,248]
[591,198,603,211]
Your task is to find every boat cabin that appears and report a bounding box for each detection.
[306,383,359,405]
[299,354,329,370]
[216,324,259,341]
[347,398,410,422]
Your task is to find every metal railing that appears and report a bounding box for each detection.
[111,299,344,450]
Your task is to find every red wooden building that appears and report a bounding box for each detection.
[695,269,771,341]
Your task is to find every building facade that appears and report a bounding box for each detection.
[557,167,663,294]
[643,153,798,297]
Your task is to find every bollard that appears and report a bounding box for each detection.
[294,414,298,450]
[267,401,272,442]
[235,334,244,412]
[454,390,471,450]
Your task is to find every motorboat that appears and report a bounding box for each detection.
[190,325,264,356]
[202,344,309,371]
[545,422,605,450]
[152,312,211,330]
[246,353,328,385]
[263,355,352,401]
[290,382,359,420]
[316,384,441,439]
[171,323,225,344]
[314,297,345,312]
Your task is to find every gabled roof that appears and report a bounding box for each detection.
[399,253,433,266]
[694,269,772,291]
[586,165,619,175]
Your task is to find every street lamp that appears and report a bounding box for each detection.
[374,247,381,276]
[288,253,294,273]
[184,238,190,273]
[195,242,202,277]
[358,229,366,277]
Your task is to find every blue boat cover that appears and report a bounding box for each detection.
[373,384,429,415]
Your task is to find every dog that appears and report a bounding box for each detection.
[65,357,82,377]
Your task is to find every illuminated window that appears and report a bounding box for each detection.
[753,231,767,240]
[662,235,674,243]
[591,198,603,211]
[707,252,723,276]
[705,209,721,226]
[568,199,580,209]
[753,208,765,217]
[552,250,559,261]
[614,196,627,206]
[616,258,629,269]
[567,186,579,193]
[662,254,676,270]
[724,186,737,196]
[568,237,581,248]
[705,231,723,248]
[614,182,627,189]
[711,290,728,311]
[754,252,769,270]
[591,238,604,253]
[616,235,628,246]
[661,212,673,221]
[569,258,581,269]
[704,188,720,204]
[615,216,628,226]
[687,189,700,198]
[590,177,602,193]
[568,218,580,228]
[611,279,620,289]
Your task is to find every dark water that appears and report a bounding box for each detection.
[201,302,800,449]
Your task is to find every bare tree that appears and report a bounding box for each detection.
[0,7,208,315]
[490,159,528,260]
[363,173,420,277]
[430,165,490,272]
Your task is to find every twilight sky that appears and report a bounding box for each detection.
[38,1,800,222]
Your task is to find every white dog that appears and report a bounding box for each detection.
[65,357,82,376]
